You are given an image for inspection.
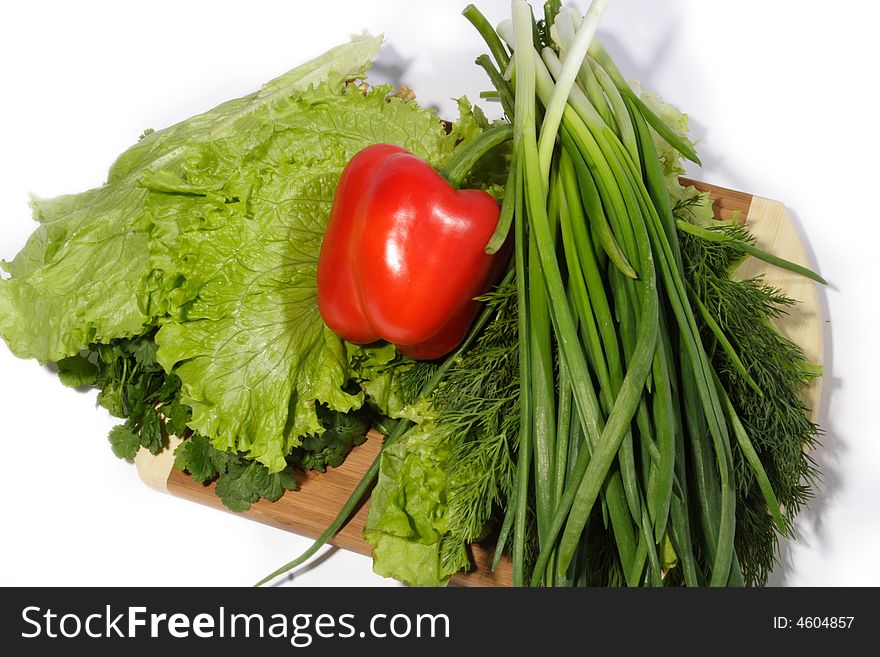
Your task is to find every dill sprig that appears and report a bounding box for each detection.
[437,282,520,572]
[672,194,709,221]
[394,358,441,408]
[399,282,522,573]
[679,221,821,585]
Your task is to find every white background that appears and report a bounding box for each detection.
[1,0,878,587]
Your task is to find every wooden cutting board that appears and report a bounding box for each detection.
[135,180,824,587]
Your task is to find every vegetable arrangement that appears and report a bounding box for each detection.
[0,0,824,587]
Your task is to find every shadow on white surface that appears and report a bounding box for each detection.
[600,5,752,193]
[267,547,348,587]
[370,43,412,91]
[765,206,842,586]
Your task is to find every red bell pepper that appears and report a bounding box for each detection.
[317,143,509,360]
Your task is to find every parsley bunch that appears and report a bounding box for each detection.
[56,331,370,512]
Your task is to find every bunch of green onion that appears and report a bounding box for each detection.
[468,0,801,586]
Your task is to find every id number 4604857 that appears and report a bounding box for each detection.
[773,616,855,630]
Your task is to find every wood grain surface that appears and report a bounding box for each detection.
[165,429,511,586]
[137,180,824,587]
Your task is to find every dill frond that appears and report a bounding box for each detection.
[680,224,821,585]
[426,281,523,572]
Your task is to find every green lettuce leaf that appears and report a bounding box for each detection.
[364,421,469,587]
[636,83,715,223]
[348,342,436,423]
[0,35,384,364]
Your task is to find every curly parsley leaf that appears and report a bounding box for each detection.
[214,461,292,513]
[287,407,370,473]
[108,424,142,460]
[174,435,297,511]
[173,434,229,484]
[140,408,164,455]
